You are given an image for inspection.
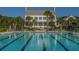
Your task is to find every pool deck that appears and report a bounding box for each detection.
[0,30,79,35]
[0,31,22,35]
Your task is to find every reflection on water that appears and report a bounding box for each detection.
[14,33,17,38]
[54,34,57,46]
[65,33,69,45]
[1,32,79,51]
[9,35,11,39]
[37,33,40,46]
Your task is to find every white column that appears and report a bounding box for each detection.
[37,16,39,28]
[54,7,57,27]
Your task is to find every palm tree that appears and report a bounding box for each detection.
[26,16,33,25]
[0,15,10,31]
[48,22,55,30]
[26,16,33,29]
[0,15,25,31]
[5,17,13,31]
[66,17,76,31]
[57,18,65,31]
[13,16,24,30]
[43,10,54,30]
[32,19,37,30]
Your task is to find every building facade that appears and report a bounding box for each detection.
[25,8,56,29]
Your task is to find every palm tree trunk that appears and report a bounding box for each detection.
[9,25,11,31]
[33,24,34,30]
[47,18,49,30]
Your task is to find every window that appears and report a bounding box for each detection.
[39,17,42,20]
[34,17,38,20]
[39,22,42,26]
[44,22,47,25]
[43,17,47,20]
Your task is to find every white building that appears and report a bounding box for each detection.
[25,8,57,29]
[65,16,76,20]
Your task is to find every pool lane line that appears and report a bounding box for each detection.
[65,33,79,40]
[0,33,24,51]
[40,34,46,51]
[62,35,79,45]
[0,33,22,42]
[0,36,9,41]
[21,34,33,51]
[57,33,79,45]
[50,34,69,51]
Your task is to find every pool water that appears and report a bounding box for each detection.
[0,32,79,51]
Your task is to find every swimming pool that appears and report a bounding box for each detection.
[0,32,79,51]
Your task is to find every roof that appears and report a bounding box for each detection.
[65,16,76,20]
[26,10,47,15]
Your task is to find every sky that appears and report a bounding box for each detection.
[56,7,79,17]
[0,7,79,17]
[28,7,79,17]
[0,7,25,17]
